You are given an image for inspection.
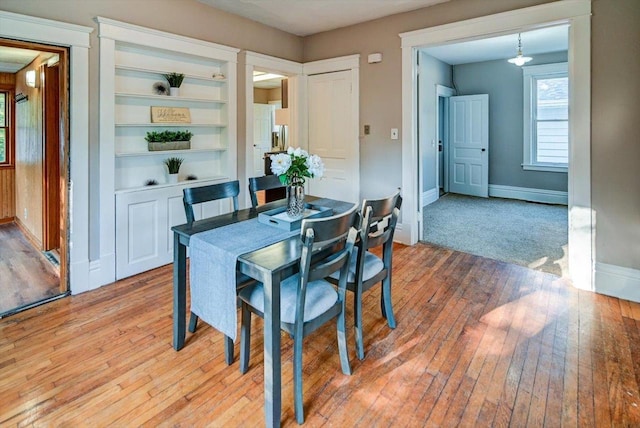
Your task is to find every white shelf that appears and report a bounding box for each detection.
[115,64,227,83]
[115,175,229,194]
[115,122,226,128]
[115,148,225,157]
[99,17,238,279]
[115,92,227,103]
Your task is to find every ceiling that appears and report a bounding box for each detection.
[0,46,41,73]
[199,0,449,37]
[422,25,569,65]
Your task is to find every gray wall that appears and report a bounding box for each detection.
[453,51,568,191]
[303,0,640,272]
[419,52,452,193]
[1,0,638,273]
[0,0,304,260]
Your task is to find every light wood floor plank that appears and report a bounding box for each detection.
[1,243,639,427]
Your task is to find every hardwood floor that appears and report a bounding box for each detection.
[0,223,60,316]
[1,243,639,426]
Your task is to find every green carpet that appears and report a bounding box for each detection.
[422,193,568,277]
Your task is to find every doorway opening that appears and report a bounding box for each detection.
[0,38,70,317]
[415,25,571,277]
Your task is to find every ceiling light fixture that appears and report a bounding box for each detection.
[253,72,285,82]
[508,33,532,66]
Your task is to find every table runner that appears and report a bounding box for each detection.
[189,218,298,341]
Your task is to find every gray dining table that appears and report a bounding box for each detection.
[171,197,355,427]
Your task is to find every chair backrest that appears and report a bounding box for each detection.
[295,206,359,324]
[248,175,286,208]
[183,180,240,224]
[359,190,402,255]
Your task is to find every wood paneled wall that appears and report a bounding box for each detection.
[0,72,16,222]
[0,168,15,221]
[14,57,45,246]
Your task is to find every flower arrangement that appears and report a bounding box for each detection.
[270,147,324,186]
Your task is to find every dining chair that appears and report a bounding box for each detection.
[329,190,402,360]
[248,174,286,208]
[182,179,246,364]
[183,179,239,225]
[238,206,359,424]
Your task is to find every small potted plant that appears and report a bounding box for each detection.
[145,130,193,151]
[164,157,184,184]
[163,72,185,96]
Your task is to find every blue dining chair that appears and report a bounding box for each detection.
[238,206,359,424]
[329,190,402,360]
[183,180,250,365]
[248,175,286,208]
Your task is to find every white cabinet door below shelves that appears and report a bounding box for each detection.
[115,181,235,279]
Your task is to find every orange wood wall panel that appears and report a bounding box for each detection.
[0,168,15,220]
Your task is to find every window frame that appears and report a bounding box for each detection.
[522,62,569,173]
[0,88,13,168]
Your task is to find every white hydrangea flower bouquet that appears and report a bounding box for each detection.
[270,147,324,186]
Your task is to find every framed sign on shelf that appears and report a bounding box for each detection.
[151,106,191,123]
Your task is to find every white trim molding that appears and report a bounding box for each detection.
[243,51,304,207]
[303,54,360,76]
[422,188,439,207]
[522,62,569,172]
[399,0,593,291]
[0,11,93,295]
[489,185,568,205]
[595,263,640,303]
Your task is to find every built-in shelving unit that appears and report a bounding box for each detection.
[97,17,239,279]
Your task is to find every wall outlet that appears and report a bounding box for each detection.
[24,208,28,219]
[391,128,399,140]
[364,124,370,135]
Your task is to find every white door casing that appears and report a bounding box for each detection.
[400,1,592,291]
[244,51,304,207]
[306,70,359,203]
[253,103,272,176]
[448,94,489,198]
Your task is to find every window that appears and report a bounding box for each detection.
[0,91,7,164]
[522,62,568,172]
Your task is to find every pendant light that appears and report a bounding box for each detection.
[508,33,532,66]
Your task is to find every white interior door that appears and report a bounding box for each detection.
[448,94,489,197]
[253,103,273,176]
[307,70,359,203]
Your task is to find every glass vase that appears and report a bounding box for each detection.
[286,179,305,219]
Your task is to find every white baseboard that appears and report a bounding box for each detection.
[595,262,640,303]
[489,184,568,205]
[395,222,411,245]
[422,188,439,207]
[87,253,116,292]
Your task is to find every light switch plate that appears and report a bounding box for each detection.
[391,128,399,140]
[364,125,370,135]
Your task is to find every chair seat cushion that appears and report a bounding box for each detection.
[238,274,338,324]
[330,247,384,283]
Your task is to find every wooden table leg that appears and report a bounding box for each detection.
[173,234,187,351]
[263,272,282,427]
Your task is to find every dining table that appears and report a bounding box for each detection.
[171,196,355,427]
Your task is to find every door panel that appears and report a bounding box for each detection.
[307,70,358,203]
[253,104,272,176]
[448,94,489,197]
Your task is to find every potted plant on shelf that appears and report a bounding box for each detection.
[164,157,184,184]
[163,72,185,96]
[145,130,193,151]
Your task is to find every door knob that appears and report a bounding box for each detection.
[481,148,486,152]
